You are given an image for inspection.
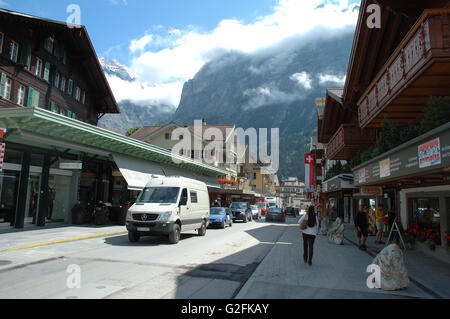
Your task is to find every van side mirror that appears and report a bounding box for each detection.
[179,197,187,206]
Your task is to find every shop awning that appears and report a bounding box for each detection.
[113,154,165,191]
[0,107,229,178]
[113,154,221,191]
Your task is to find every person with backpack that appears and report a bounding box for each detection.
[298,206,319,266]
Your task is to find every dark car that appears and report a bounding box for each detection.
[209,207,233,229]
[266,208,286,223]
[285,207,297,217]
[230,202,253,223]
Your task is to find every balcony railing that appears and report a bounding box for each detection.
[327,124,377,161]
[358,9,450,128]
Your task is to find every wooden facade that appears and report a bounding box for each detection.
[0,9,119,125]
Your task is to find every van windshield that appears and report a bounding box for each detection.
[136,187,180,204]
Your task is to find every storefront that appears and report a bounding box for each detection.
[321,174,357,223]
[0,107,227,229]
[353,122,450,246]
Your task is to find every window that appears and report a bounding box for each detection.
[44,37,54,53]
[190,191,198,203]
[0,32,3,53]
[61,77,66,92]
[75,86,81,101]
[35,58,43,77]
[54,71,60,88]
[81,91,86,104]
[43,62,51,82]
[10,41,19,63]
[165,133,171,140]
[3,78,11,100]
[17,85,25,106]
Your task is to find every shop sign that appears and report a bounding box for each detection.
[59,161,83,170]
[379,158,390,178]
[0,128,5,139]
[361,186,382,196]
[418,138,441,169]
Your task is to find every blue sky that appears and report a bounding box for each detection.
[3,0,361,107]
[4,0,277,64]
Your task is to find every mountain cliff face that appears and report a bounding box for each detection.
[98,58,176,132]
[173,31,354,180]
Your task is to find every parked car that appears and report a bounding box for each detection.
[285,207,297,217]
[126,177,210,244]
[266,208,286,223]
[230,202,253,223]
[209,207,233,229]
[250,205,261,219]
[257,202,270,216]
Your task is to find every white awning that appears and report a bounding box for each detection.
[113,154,221,191]
[113,154,164,191]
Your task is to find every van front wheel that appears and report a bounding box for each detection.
[198,220,207,236]
[169,224,181,244]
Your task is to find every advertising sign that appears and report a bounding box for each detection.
[358,168,366,184]
[418,138,441,169]
[379,158,391,178]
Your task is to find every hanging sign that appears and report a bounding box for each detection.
[0,143,5,173]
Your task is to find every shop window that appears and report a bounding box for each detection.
[411,198,440,232]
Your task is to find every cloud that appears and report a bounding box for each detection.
[243,84,299,110]
[110,0,359,107]
[290,72,313,90]
[318,73,347,86]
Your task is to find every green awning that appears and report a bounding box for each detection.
[0,107,228,177]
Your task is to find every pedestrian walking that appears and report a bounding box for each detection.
[298,206,319,266]
[375,204,386,244]
[355,205,369,250]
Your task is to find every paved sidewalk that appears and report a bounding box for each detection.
[236,219,445,299]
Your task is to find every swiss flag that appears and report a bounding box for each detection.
[305,153,315,192]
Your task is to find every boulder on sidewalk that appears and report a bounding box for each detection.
[372,244,409,291]
[328,217,344,245]
[320,217,329,235]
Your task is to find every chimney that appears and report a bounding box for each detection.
[202,119,206,126]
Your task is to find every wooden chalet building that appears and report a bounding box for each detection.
[318,0,450,254]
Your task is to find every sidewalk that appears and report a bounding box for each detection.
[236,219,449,299]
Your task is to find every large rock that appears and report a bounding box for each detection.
[319,217,329,235]
[372,244,409,291]
[328,217,344,245]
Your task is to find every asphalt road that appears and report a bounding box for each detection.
[0,216,291,299]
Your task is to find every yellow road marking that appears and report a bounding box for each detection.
[0,230,127,254]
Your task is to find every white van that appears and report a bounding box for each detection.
[126,177,210,244]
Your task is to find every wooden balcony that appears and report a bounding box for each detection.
[327,124,377,161]
[358,9,450,129]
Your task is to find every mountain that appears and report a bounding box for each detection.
[173,30,355,180]
[98,58,176,133]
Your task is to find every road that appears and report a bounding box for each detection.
[0,217,291,299]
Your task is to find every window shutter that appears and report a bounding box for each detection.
[32,89,40,107]
[67,110,72,118]
[19,44,31,68]
[43,62,51,82]
[85,93,90,106]
[0,73,6,98]
[68,80,73,95]
[43,38,48,51]
[50,101,56,112]
[26,87,34,107]
[63,50,67,64]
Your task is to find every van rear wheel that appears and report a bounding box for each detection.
[198,220,207,236]
[169,224,181,244]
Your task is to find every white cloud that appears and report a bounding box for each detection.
[318,73,347,86]
[290,72,313,90]
[243,85,299,110]
[111,0,359,107]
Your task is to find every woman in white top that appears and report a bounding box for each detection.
[298,206,319,266]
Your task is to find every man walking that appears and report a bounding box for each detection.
[355,204,369,250]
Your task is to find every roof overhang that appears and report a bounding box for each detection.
[0,107,228,177]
